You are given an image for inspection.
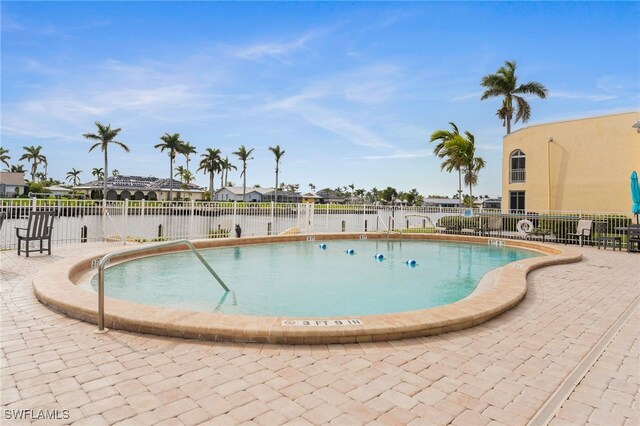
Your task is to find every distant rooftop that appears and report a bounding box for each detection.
[76,175,203,191]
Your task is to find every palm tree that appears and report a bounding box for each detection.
[180,142,197,171]
[309,183,316,193]
[181,170,194,187]
[232,145,255,201]
[175,165,187,184]
[198,148,222,198]
[83,122,129,201]
[92,167,104,180]
[219,157,236,187]
[444,132,486,202]
[66,168,82,186]
[268,145,285,203]
[19,146,47,182]
[4,164,25,173]
[112,169,120,177]
[0,147,10,168]
[370,187,379,203]
[154,133,185,202]
[430,123,464,199]
[480,60,548,134]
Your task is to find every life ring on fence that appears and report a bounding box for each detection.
[516,219,534,234]
[462,208,474,218]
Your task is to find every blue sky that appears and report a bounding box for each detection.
[2,1,638,197]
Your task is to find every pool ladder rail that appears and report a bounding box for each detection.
[95,239,229,333]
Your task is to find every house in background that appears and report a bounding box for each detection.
[481,198,502,209]
[46,185,73,198]
[315,188,346,204]
[214,187,303,203]
[74,175,205,201]
[262,190,302,203]
[422,197,461,208]
[502,111,639,213]
[214,186,271,202]
[301,193,322,203]
[0,172,27,198]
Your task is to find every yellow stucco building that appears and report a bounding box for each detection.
[502,111,640,214]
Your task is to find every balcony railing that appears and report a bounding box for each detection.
[510,168,526,183]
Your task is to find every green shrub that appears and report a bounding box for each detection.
[401,228,437,234]
[208,229,230,238]
[437,215,481,230]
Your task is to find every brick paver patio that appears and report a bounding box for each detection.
[1,243,638,425]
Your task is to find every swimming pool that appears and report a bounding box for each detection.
[91,239,540,317]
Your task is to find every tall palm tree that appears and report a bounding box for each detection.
[444,132,486,202]
[0,147,10,168]
[154,133,185,202]
[430,123,464,199]
[180,142,197,171]
[19,146,47,182]
[268,145,285,203]
[83,122,129,201]
[480,60,548,134]
[198,148,222,199]
[309,183,316,192]
[66,168,82,186]
[92,167,104,180]
[219,157,236,187]
[232,145,255,201]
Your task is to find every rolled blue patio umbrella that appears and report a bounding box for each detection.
[631,171,640,223]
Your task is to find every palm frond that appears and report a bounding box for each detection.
[513,95,532,123]
[514,81,548,98]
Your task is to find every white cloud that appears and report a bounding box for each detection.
[450,92,482,102]
[549,91,617,102]
[235,32,319,62]
[261,91,393,149]
[345,149,432,161]
[343,65,401,105]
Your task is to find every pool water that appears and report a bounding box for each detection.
[92,240,539,317]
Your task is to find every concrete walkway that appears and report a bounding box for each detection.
[1,243,638,425]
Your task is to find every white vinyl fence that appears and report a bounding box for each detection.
[0,198,634,250]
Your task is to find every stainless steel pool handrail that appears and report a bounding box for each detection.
[96,239,229,332]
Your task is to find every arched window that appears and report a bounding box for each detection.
[510,150,526,183]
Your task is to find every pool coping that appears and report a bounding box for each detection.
[33,233,582,344]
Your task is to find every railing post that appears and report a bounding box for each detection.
[232,201,237,238]
[95,239,230,333]
[189,200,195,239]
[96,262,107,332]
[122,199,128,245]
[101,199,106,241]
[270,201,275,235]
